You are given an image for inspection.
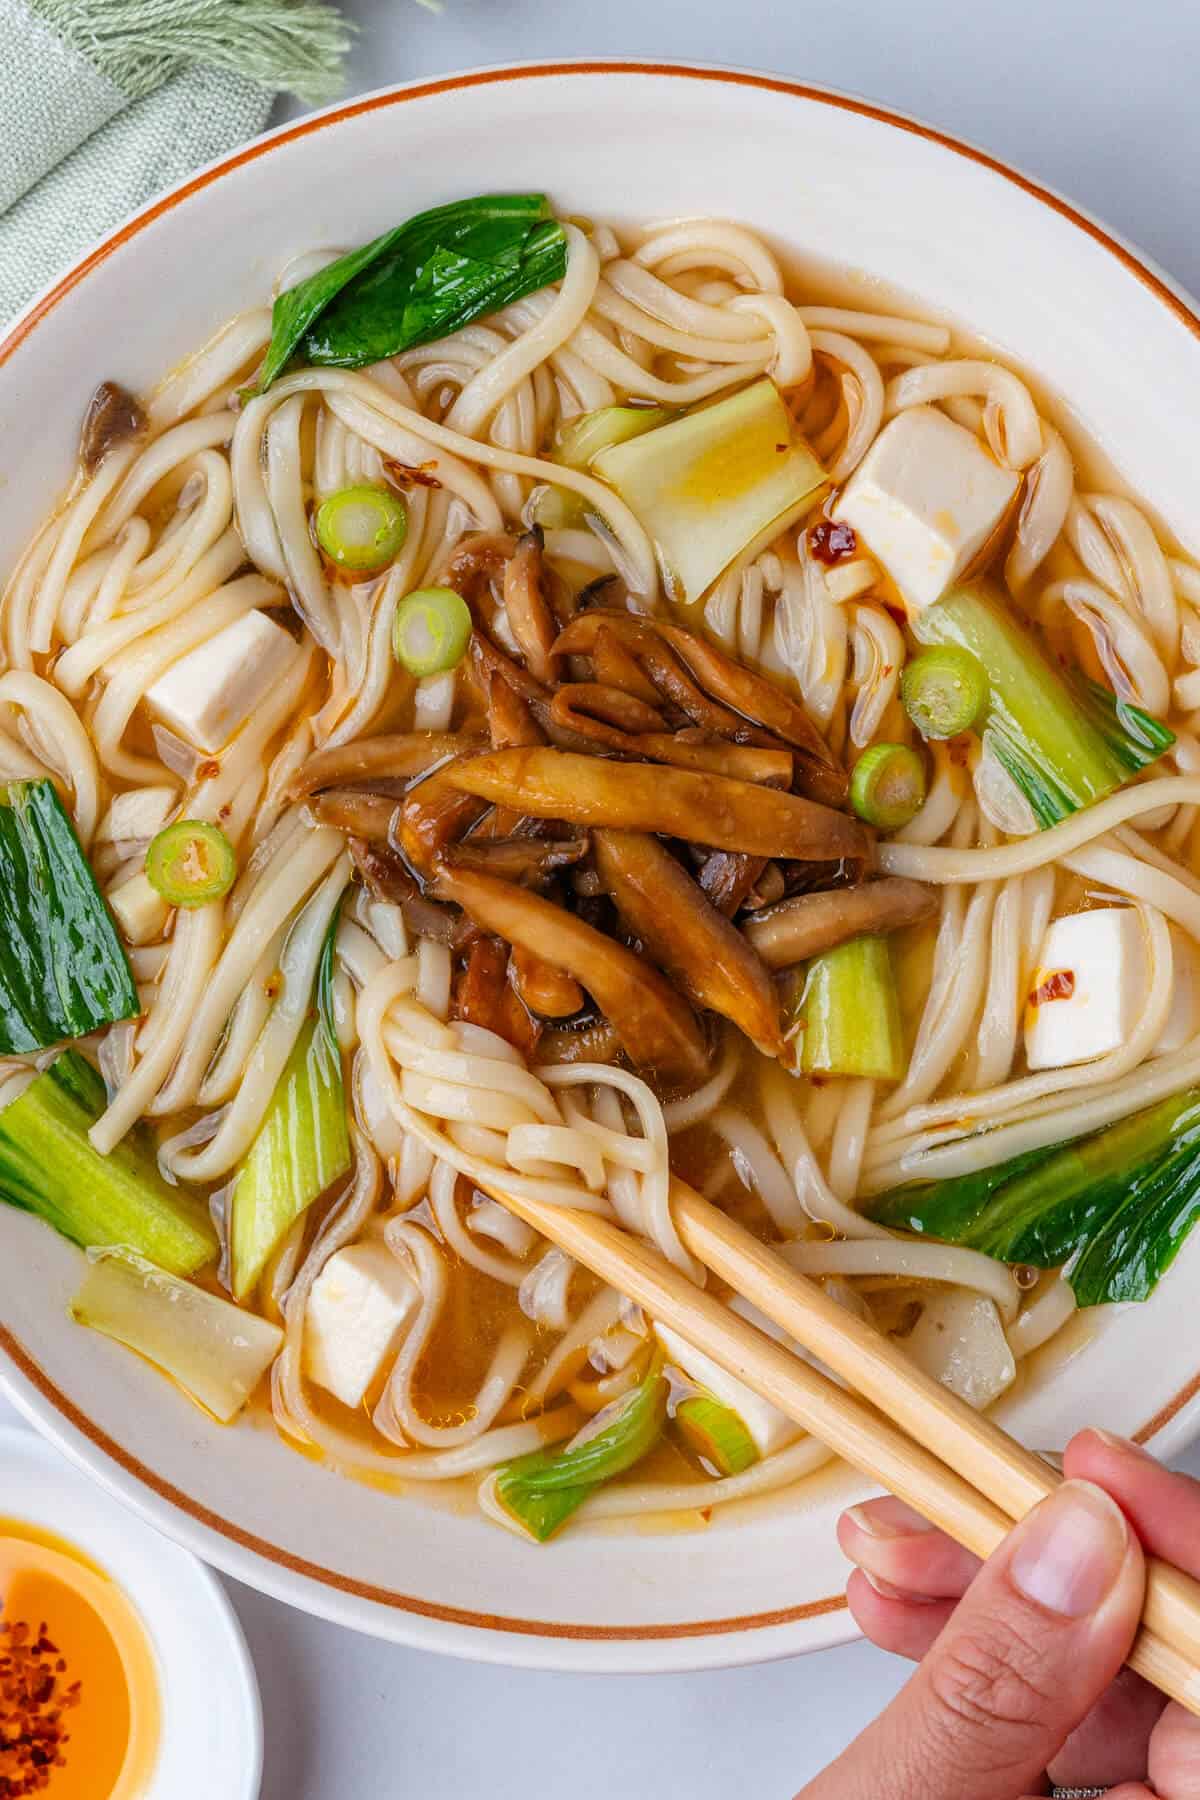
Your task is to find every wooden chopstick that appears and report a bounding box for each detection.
[479,1174,1200,1717]
[671,1179,1200,1670]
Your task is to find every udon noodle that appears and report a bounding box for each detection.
[5,199,1200,1538]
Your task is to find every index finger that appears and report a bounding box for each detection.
[1065,1431,1200,1577]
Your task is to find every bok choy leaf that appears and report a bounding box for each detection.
[486,1352,667,1542]
[228,899,351,1301]
[0,779,138,1054]
[256,194,567,391]
[0,1052,217,1277]
[71,1248,282,1423]
[866,1087,1200,1306]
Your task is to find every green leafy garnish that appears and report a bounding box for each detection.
[491,1351,667,1542]
[0,1052,217,1277]
[256,194,567,391]
[0,779,138,1054]
[866,1087,1200,1306]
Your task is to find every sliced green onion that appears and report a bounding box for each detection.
[490,1350,667,1542]
[675,1393,760,1477]
[554,404,673,469]
[790,934,904,1082]
[315,485,408,572]
[392,587,473,677]
[530,483,585,532]
[146,821,236,907]
[849,743,926,830]
[901,644,988,740]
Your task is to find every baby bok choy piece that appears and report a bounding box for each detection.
[915,582,1174,826]
[0,1052,217,1277]
[71,1249,282,1423]
[228,903,351,1302]
[592,379,827,604]
[485,1352,668,1542]
[0,778,138,1054]
[256,194,568,390]
[786,935,904,1082]
[674,1393,760,1477]
[866,1086,1200,1306]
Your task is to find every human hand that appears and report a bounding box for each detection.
[797,1431,1200,1799]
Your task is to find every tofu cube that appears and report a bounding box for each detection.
[834,406,1019,612]
[1025,908,1144,1070]
[656,1294,804,1459]
[96,785,176,847]
[305,1243,419,1411]
[143,610,297,754]
[106,870,169,944]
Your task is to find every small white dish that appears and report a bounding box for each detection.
[0,1423,262,1800]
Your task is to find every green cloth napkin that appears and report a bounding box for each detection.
[0,0,353,323]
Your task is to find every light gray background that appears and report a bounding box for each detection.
[16,4,1200,1796]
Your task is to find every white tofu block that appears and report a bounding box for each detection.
[1025,908,1144,1070]
[144,610,297,754]
[96,785,176,846]
[1025,909,1200,1069]
[107,871,169,944]
[656,1294,803,1458]
[834,406,1019,612]
[305,1242,419,1411]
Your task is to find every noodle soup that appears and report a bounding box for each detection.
[3,194,1199,1544]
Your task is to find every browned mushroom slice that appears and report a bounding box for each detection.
[552,682,665,735]
[453,935,542,1056]
[432,863,710,1086]
[289,732,482,798]
[347,836,418,905]
[488,669,544,750]
[547,693,795,785]
[742,877,937,969]
[307,790,400,838]
[441,833,589,886]
[445,748,870,862]
[509,944,585,1018]
[590,625,662,708]
[697,851,769,916]
[398,769,490,876]
[503,529,562,684]
[554,612,762,744]
[81,380,146,473]
[536,1019,623,1066]
[593,830,782,1056]
[443,532,518,605]
[657,621,847,804]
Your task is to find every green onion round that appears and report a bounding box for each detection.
[901,645,989,740]
[315,485,408,572]
[392,587,472,677]
[146,821,237,907]
[849,743,927,830]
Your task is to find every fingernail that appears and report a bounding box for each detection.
[1086,1427,1155,1461]
[845,1499,936,1539]
[1010,1480,1129,1618]
[861,1569,941,1605]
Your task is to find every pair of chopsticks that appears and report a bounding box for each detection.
[481,1172,1200,1715]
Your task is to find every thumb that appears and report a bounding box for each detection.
[806,1480,1145,1800]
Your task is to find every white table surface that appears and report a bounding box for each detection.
[18,6,1200,1796]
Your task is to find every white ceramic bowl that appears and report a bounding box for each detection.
[2,60,1200,1673]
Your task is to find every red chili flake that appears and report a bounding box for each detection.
[195,759,221,781]
[0,1603,81,1795]
[384,457,442,490]
[1030,969,1075,1007]
[946,733,972,767]
[809,519,857,566]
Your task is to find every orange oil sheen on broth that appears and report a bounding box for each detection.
[0,1521,159,1799]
